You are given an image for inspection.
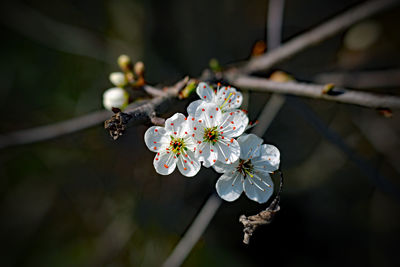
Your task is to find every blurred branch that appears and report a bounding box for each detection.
[161,194,222,267]
[0,110,111,149]
[252,94,286,136]
[267,0,285,50]
[351,112,400,175]
[314,69,400,89]
[287,96,400,201]
[0,1,131,63]
[231,75,400,109]
[238,0,399,74]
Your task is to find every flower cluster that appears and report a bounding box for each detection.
[144,82,280,203]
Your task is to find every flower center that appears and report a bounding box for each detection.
[203,126,219,143]
[169,137,186,155]
[236,159,254,178]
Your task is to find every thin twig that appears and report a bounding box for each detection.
[314,69,400,89]
[0,1,131,63]
[161,194,222,267]
[267,0,285,50]
[252,94,286,137]
[351,112,400,175]
[238,0,399,74]
[231,75,400,109]
[239,170,284,244]
[0,110,111,149]
[104,77,189,139]
[287,96,400,201]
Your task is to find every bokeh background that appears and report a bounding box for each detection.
[1,0,400,266]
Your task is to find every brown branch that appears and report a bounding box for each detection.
[237,0,399,74]
[314,69,400,89]
[239,170,284,244]
[230,75,400,109]
[104,77,189,139]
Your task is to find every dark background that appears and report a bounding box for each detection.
[0,0,400,266]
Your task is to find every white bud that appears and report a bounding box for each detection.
[103,87,129,111]
[109,72,126,87]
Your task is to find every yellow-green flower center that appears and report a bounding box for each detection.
[169,137,186,155]
[236,159,254,178]
[203,126,219,143]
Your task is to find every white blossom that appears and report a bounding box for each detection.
[187,82,244,116]
[214,134,280,203]
[103,87,129,111]
[190,102,248,168]
[109,72,126,87]
[144,113,201,177]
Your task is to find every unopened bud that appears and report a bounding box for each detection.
[109,72,126,87]
[322,83,335,94]
[118,54,132,71]
[103,87,129,111]
[134,61,145,76]
[269,71,293,82]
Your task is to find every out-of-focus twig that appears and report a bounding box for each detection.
[287,96,400,201]
[161,194,222,267]
[252,94,286,137]
[267,0,285,50]
[0,110,111,149]
[0,1,131,63]
[231,75,400,109]
[351,112,400,175]
[238,0,399,74]
[314,69,400,89]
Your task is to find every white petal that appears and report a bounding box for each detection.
[252,144,280,172]
[215,172,244,202]
[196,142,218,167]
[187,100,202,117]
[153,151,178,175]
[244,173,274,203]
[165,113,189,137]
[196,82,215,102]
[215,138,240,164]
[219,110,248,138]
[144,126,169,152]
[216,86,243,111]
[212,160,237,173]
[237,134,263,159]
[194,102,223,128]
[191,118,206,142]
[177,150,201,177]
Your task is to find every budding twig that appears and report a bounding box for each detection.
[231,75,400,109]
[238,0,399,74]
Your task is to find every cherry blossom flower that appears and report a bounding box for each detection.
[187,82,244,116]
[144,113,201,177]
[191,102,249,168]
[103,87,129,111]
[214,134,280,203]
